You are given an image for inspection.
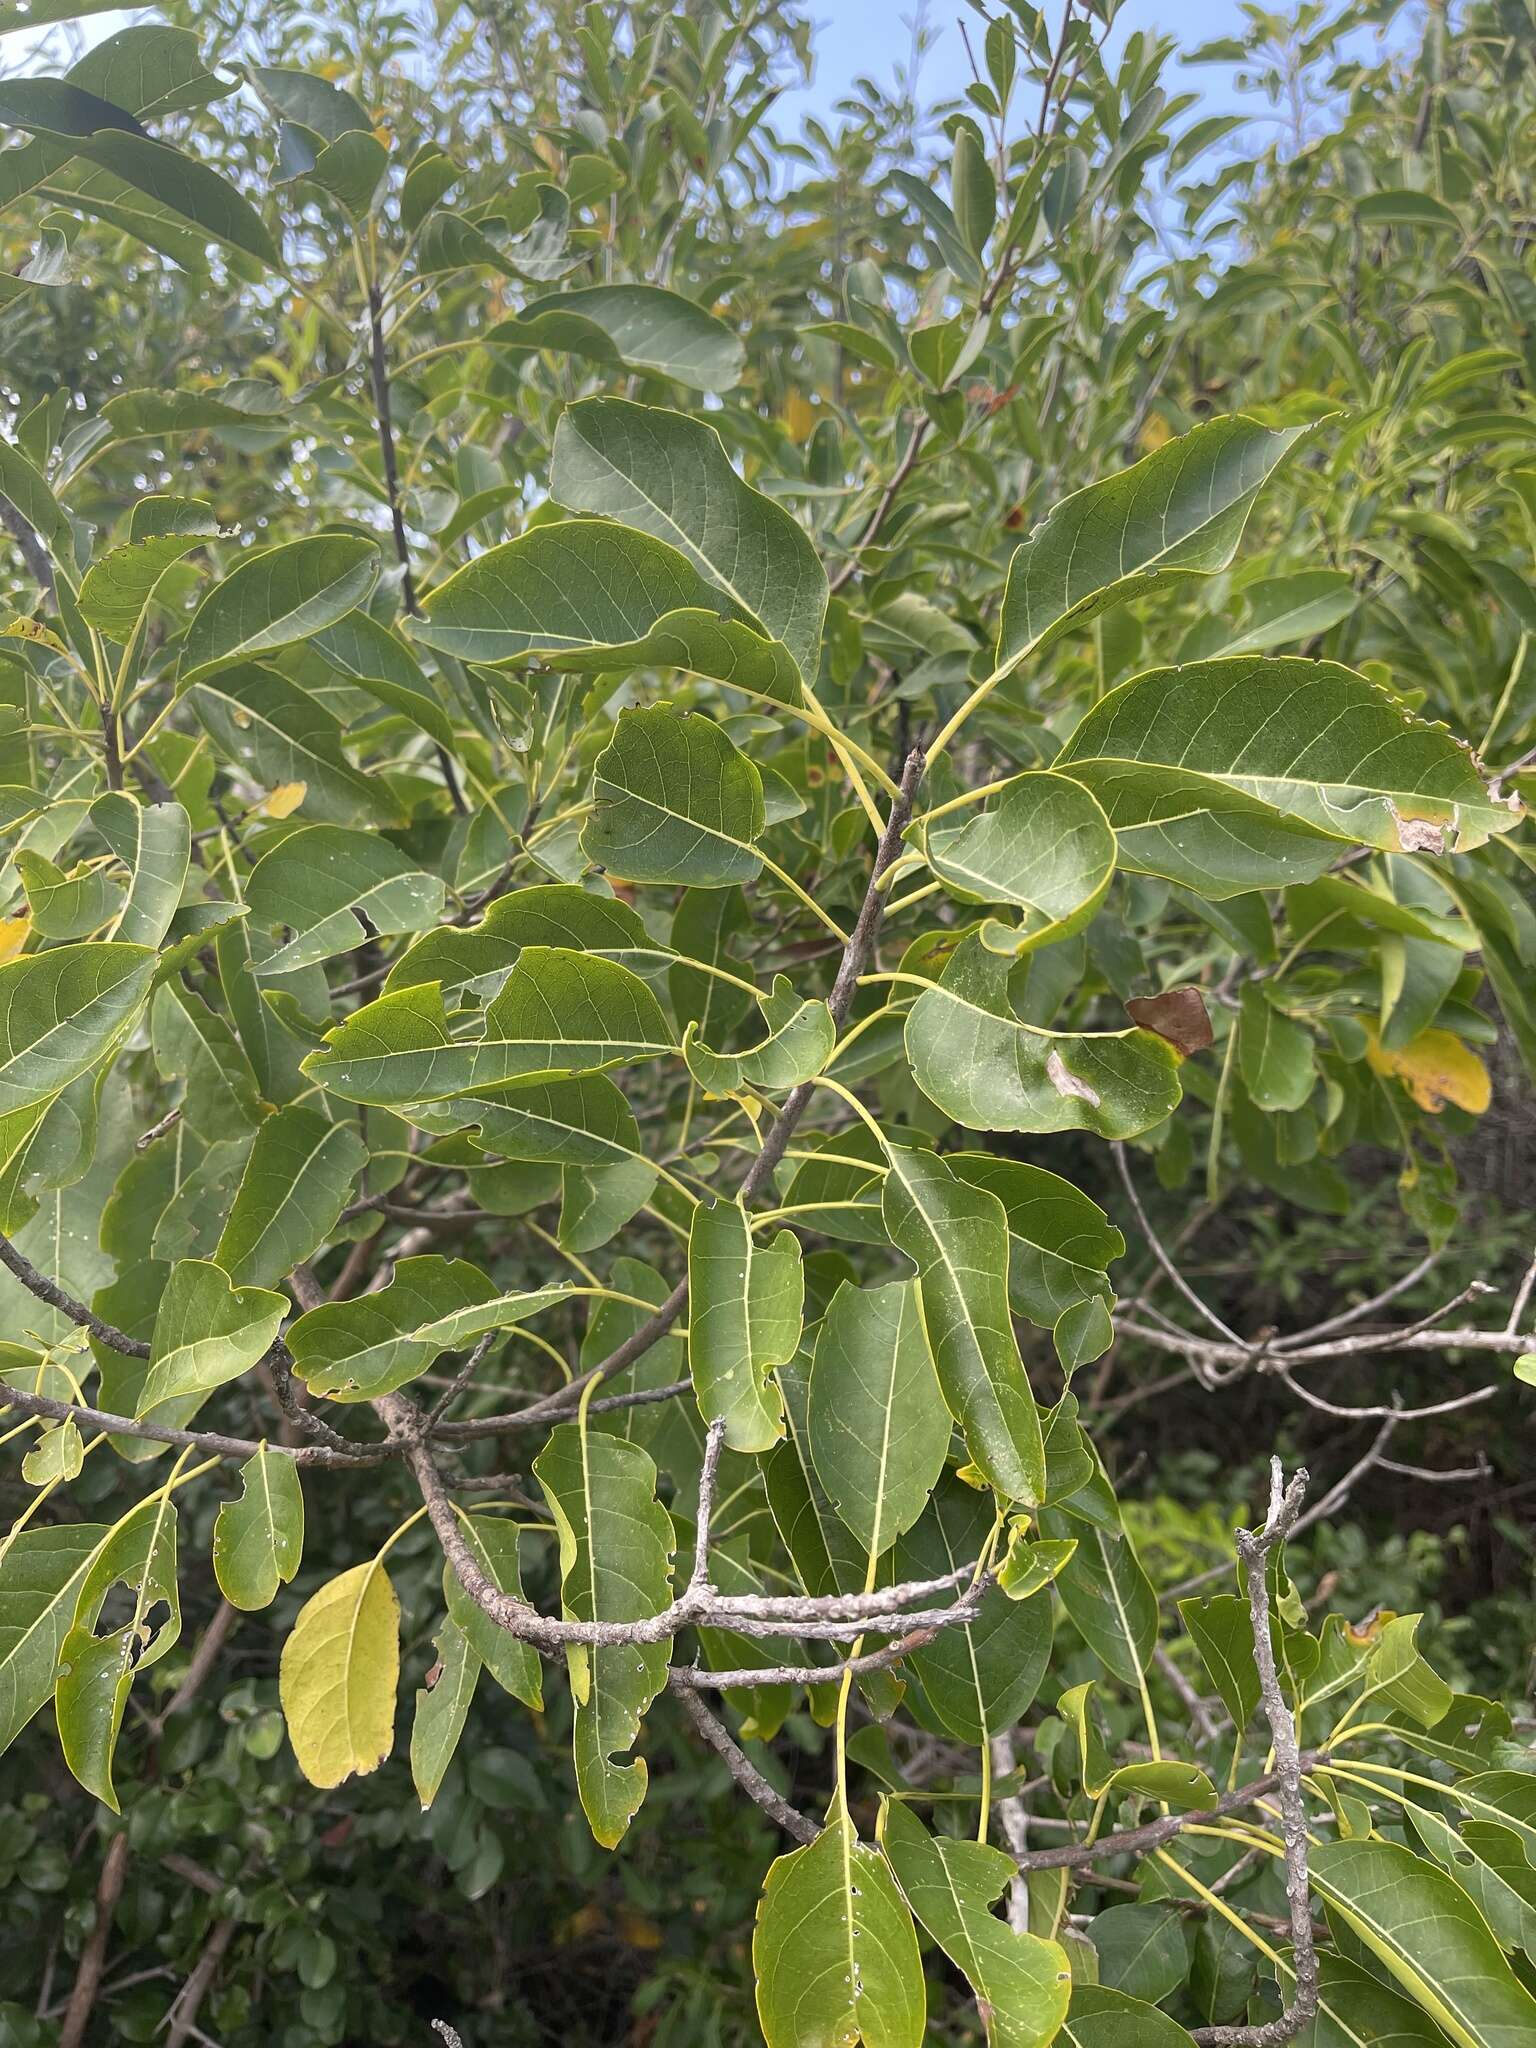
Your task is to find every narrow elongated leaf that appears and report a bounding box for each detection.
[807,1279,948,1557]
[445,1515,542,1710]
[245,825,446,972]
[411,1618,479,1810]
[70,131,280,268]
[551,398,827,679]
[280,1559,400,1788]
[181,537,380,681]
[151,978,264,1143]
[0,942,154,1118]
[581,705,766,886]
[926,772,1116,956]
[287,1254,569,1400]
[0,1523,105,1754]
[689,1199,802,1452]
[881,1800,1071,2048]
[412,520,734,666]
[1056,658,1514,871]
[906,937,1182,1137]
[995,416,1311,677]
[1045,1514,1158,1689]
[213,1104,367,1287]
[492,282,745,392]
[213,1443,304,1610]
[303,948,674,1105]
[91,794,190,947]
[137,1258,286,1415]
[533,1423,675,1848]
[753,1811,926,2048]
[1310,1838,1536,2048]
[881,1144,1044,1504]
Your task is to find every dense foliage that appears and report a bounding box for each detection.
[0,0,1534,2042]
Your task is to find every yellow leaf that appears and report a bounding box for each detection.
[1366,1027,1490,1115]
[0,613,67,654]
[1138,412,1173,453]
[262,781,307,819]
[783,389,818,443]
[279,1560,399,1787]
[0,915,30,963]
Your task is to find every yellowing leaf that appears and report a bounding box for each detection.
[1138,412,1173,452]
[262,780,307,818]
[0,916,30,964]
[1366,1027,1490,1114]
[783,388,818,442]
[279,1559,399,1787]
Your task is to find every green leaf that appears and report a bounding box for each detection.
[56,1489,182,1808]
[180,536,381,681]
[152,978,265,1143]
[386,882,660,999]
[688,1199,802,1453]
[925,772,1116,956]
[137,1258,286,1415]
[78,529,208,641]
[1061,1984,1197,2046]
[213,1104,367,1287]
[906,937,1183,1138]
[14,848,122,940]
[91,794,191,948]
[245,825,446,972]
[881,1799,1070,2048]
[279,1558,400,1789]
[995,416,1311,678]
[753,1811,926,2048]
[491,282,745,392]
[684,978,834,1096]
[1090,1903,1189,2004]
[0,436,66,545]
[1176,1594,1260,1732]
[68,131,280,269]
[894,1474,1053,1743]
[308,610,457,749]
[1304,1950,1448,2048]
[1046,1516,1158,1690]
[1363,1613,1453,1729]
[581,705,766,887]
[1310,1838,1536,2048]
[1238,985,1316,1112]
[947,1153,1122,1330]
[551,397,827,680]
[189,664,406,827]
[287,1253,570,1401]
[412,520,736,667]
[444,1514,542,1710]
[881,1142,1044,1505]
[1058,1681,1216,1809]
[1056,658,1514,881]
[997,1530,1077,1600]
[303,948,674,1106]
[0,1523,105,1755]
[807,1279,948,1558]
[410,1617,479,1811]
[533,1423,675,1848]
[213,1443,304,1610]
[0,942,154,1118]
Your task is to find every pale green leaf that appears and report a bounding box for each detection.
[411,1617,479,1810]
[925,772,1116,957]
[137,1258,286,1415]
[688,1199,802,1453]
[213,1442,304,1610]
[491,282,745,392]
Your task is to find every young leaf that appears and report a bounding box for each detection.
[533,1423,675,1849]
[688,1199,802,1453]
[137,1258,286,1415]
[807,1278,948,1558]
[286,1254,570,1401]
[881,1799,1071,2048]
[753,1811,926,2048]
[213,1443,304,1610]
[280,1558,400,1789]
[881,1143,1045,1505]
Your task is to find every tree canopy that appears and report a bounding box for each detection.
[1,1,1534,2044]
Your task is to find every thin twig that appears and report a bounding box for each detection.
[670,1678,818,1845]
[1191,1461,1317,2047]
[57,1831,131,2048]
